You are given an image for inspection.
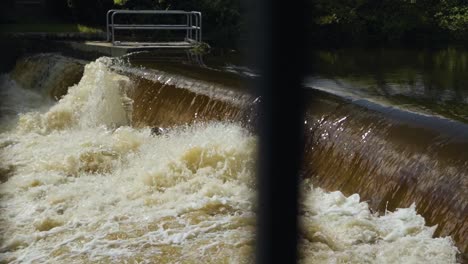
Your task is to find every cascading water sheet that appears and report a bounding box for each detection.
[0,55,459,263]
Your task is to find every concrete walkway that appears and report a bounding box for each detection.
[65,41,196,57]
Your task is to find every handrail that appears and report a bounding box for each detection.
[106,10,202,46]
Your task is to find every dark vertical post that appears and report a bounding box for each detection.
[249,0,307,264]
[185,13,189,41]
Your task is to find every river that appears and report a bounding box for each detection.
[0,50,463,263]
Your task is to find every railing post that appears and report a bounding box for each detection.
[106,10,113,42]
[111,12,117,45]
[189,13,193,41]
[195,13,199,42]
[199,12,202,42]
[185,13,189,41]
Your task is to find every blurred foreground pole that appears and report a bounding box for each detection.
[249,0,307,263]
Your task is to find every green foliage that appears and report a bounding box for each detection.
[435,2,468,40]
[77,24,103,33]
[190,42,211,55]
[114,0,128,6]
[311,0,468,46]
[0,23,101,33]
[42,0,468,47]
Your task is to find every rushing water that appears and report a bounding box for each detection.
[0,54,461,263]
[304,48,468,258]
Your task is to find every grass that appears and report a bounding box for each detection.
[0,23,102,33]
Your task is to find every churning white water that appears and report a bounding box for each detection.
[0,56,459,263]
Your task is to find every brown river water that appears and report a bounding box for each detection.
[0,52,464,263]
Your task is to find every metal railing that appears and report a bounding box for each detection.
[106,10,202,46]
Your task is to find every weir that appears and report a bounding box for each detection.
[114,57,467,255]
[302,91,468,253]
[0,54,464,262]
[120,56,468,258]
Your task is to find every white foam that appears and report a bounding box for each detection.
[15,57,132,133]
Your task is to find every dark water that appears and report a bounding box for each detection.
[306,47,468,123]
